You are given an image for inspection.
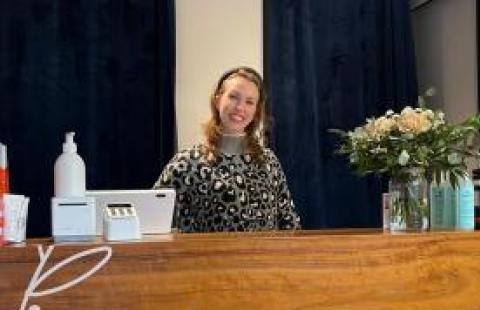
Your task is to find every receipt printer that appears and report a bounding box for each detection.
[103,203,141,241]
[51,196,96,242]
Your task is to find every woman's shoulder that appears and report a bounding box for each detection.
[261,147,280,162]
[172,144,206,160]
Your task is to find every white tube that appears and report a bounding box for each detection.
[0,143,6,169]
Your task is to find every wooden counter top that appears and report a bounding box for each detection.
[2,229,480,309]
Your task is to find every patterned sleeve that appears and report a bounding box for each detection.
[267,150,301,230]
[153,151,182,189]
[153,149,197,232]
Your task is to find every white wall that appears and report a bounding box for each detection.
[412,0,478,122]
[175,0,263,150]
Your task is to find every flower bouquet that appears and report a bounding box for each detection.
[331,92,480,230]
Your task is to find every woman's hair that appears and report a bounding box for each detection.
[203,66,268,162]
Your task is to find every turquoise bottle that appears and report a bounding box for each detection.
[430,172,446,229]
[444,173,457,229]
[456,175,475,231]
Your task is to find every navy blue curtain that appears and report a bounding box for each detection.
[0,0,176,237]
[264,0,418,228]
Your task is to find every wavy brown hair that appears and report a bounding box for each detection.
[203,66,267,163]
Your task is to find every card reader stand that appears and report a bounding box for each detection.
[103,203,141,241]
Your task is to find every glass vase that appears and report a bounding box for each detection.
[389,171,429,231]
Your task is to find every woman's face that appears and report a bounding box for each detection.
[215,76,259,135]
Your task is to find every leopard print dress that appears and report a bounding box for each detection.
[154,145,301,233]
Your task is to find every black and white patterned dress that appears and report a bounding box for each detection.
[154,145,301,233]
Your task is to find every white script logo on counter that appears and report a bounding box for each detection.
[19,245,112,310]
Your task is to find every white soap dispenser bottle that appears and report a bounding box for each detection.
[54,132,86,197]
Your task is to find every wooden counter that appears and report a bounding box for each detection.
[2,229,480,309]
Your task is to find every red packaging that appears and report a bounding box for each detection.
[0,143,9,245]
[0,195,4,245]
[0,168,8,193]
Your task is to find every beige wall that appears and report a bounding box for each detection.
[412,0,478,122]
[175,0,263,150]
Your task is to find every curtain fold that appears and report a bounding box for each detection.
[264,0,418,228]
[0,0,176,237]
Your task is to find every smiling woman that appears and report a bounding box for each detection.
[153,66,301,233]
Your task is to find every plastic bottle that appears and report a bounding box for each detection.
[0,143,9,194]
[472,168,480,230]
[456,175,475,231]
[0,142,8,245]
[54,132,86,197]
[430,172,446,229]
[444,173,457,229]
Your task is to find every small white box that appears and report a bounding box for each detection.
[51,196,96,242]
[103,204,141,241]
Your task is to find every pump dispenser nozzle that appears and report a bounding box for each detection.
[63,132,77,153]
[55,132,85,197]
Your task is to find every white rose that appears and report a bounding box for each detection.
[398,150,410,166]
[401,106,414,115]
